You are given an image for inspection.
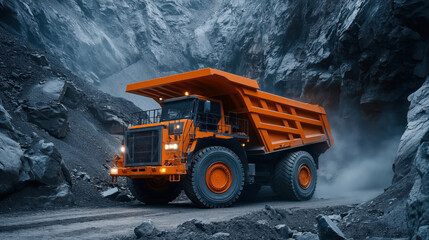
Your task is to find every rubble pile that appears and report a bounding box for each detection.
[133,205,409,240]
[0,26,141,211]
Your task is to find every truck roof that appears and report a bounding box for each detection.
[126,68,259,102]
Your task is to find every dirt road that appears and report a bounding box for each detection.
[0,189,380,239]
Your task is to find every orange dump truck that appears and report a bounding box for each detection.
[110,68,333,208]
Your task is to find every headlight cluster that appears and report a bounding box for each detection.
[120,146,125,153]
[165,143,179,150]
[110,168,118,175]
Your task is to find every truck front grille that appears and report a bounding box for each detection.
[125,126,162,166]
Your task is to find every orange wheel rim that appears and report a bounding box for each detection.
[298,164,312,189]
[205,162,232,194]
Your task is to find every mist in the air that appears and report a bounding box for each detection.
[314,111,405,199]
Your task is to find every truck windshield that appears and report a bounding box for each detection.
[160,99,195,121]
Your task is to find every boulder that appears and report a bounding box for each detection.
[88,104,127,134]
[328,214,342,222]
[264,204,282,220]
[212,232,230,238]
[256,220,268,225]
[0,132,23,196]
[30,53,50,67]
[365,238,408,240]
[59,81,83,109]
[295,232,319,240]
[101,187,120,199]
[45,183,74,204]
[21,139,72,186]
[275,224,292,238]
[25,102,69,138]
[32,183,74,206]
[316,215,346,240]
[75,171,90,181]
[134,220,156,239]
[394,77,429,182]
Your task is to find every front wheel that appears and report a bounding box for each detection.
[183,146,244,208]
[272,151,317,201]
[127,177,181,204]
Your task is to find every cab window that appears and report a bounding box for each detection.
[197,100,221,131]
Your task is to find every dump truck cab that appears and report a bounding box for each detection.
[110,68,333,208]
[111,94,249,181]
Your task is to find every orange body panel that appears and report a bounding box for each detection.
[125,68,333,153]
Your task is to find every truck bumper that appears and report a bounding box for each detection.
[110,164,186,178]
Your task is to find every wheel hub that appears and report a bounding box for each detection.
[206,162,232,194]
[298,164,312,189]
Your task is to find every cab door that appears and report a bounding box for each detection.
[196,100,221,132]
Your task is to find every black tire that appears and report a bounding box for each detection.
[238,183,262,202]
[272,151,317,201]
[127,177,182,204]
[183,146,244,208]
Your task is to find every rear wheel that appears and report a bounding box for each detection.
[272,151,317,201]
[183,146,244,208]
[127,177,181,204]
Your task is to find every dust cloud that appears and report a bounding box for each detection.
[315,112,405,199]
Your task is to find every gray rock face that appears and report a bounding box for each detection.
[407,140,429,240]
[316,215,346,240]
[196,0,428,119]
[25,102,69,138]
[2,0,427,122]
[0,0,212,84]
[394,77,429,182]
[134,220,156,239]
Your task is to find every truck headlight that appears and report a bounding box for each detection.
[165,143,179,150]
[110,168,118,175]
[120,146,125,153]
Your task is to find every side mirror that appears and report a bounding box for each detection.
[204,100,211,113]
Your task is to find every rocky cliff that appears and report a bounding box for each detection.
[403,78,429,240]
[1,0,427,118]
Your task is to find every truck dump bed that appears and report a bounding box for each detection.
[126,68,333,153]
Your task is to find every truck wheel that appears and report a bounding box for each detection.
[238,183,262,202]
[183,146,244,208]
[272,151,317,201]
[127,177,181,204]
